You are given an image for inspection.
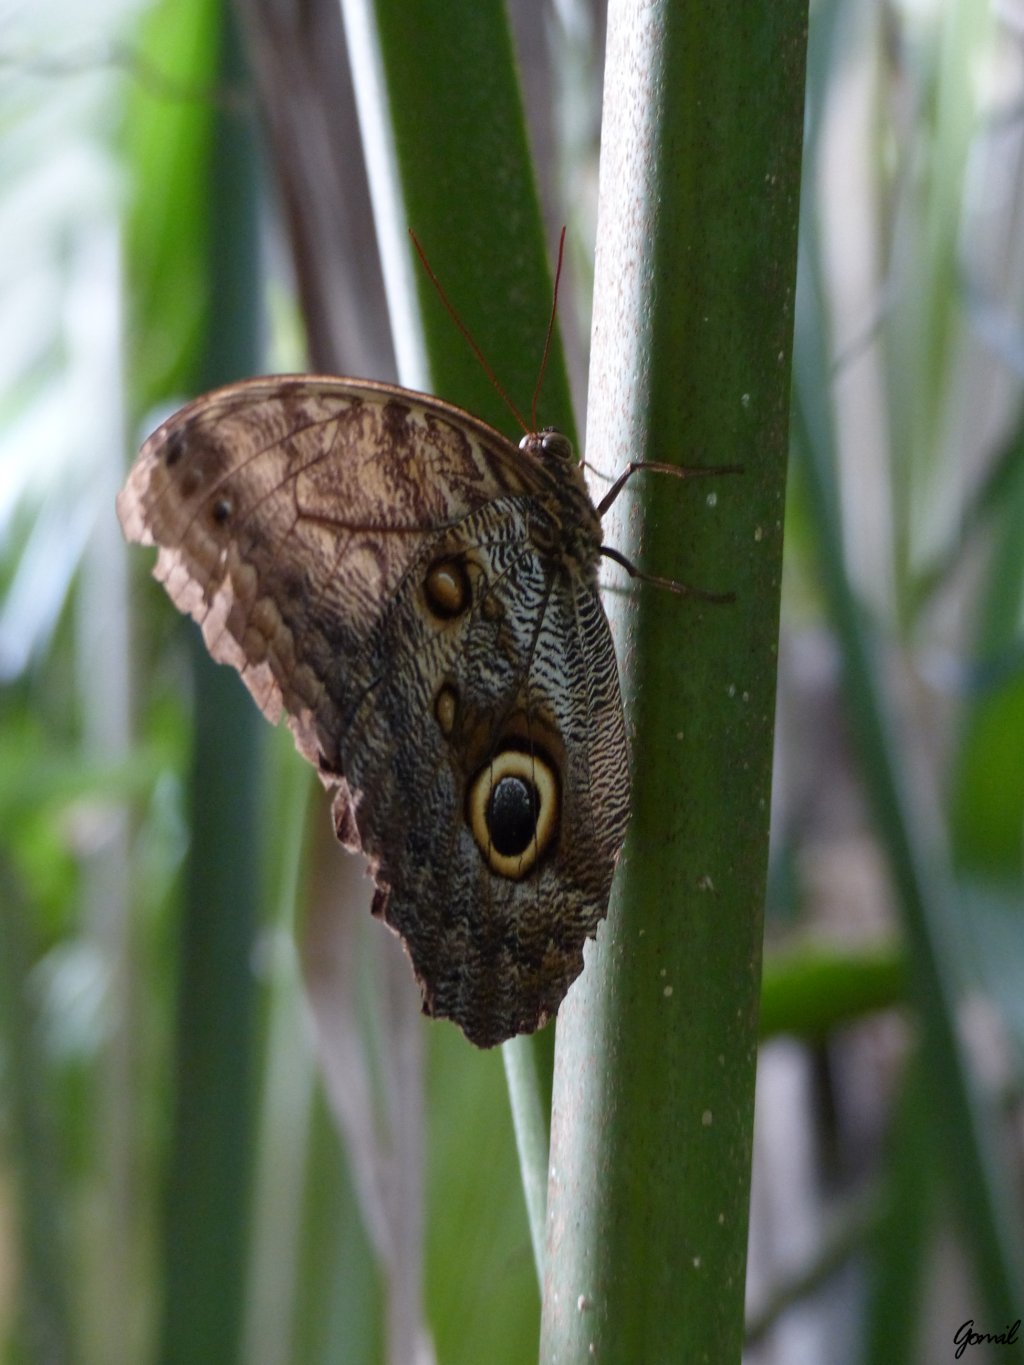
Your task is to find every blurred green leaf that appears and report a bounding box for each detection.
[124,0,223,412]
[760,944,908,1042]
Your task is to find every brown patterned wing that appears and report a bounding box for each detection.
[118,375,630,1046]
[117,376,543,770]
[335,500,630,1046]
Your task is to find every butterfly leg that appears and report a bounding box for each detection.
[598,460,742,601]
[599,545,735,603]
[596,460,742,517]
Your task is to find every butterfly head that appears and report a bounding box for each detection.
[519,427,574,471]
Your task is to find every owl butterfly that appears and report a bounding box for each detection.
[117,248,731,1047]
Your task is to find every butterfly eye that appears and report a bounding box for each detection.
[517,429,574,466]
[539,430,573,463]
[468,747,559,879]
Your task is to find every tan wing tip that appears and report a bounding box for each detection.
[115,472,155,546]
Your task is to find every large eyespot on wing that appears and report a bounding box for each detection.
[116,375,542,773]
[466,743,560,880]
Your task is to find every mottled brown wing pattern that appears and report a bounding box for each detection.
[117,375,629,1046]
[337,499,629,1045]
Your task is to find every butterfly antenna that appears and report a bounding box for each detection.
[408,228,529,435]
[531,225,566,431]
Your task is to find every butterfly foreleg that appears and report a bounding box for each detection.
[595,459,743,517]
[596,460,742,602]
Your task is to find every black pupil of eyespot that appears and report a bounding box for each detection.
[487,775,539,858]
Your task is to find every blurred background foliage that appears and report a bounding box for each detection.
[0,0,1022,1362]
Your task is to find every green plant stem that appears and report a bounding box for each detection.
[862,1055,935,1365]
[502,1035,551,1279]
[0,858,74,1364]
[540,2,807,1360]
[340,0,575,435]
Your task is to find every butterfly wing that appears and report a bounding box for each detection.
[118,377,544,764]
[338,501,630,1046]
[118,375,629,1045]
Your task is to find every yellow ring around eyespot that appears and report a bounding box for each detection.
[468,748,559,880]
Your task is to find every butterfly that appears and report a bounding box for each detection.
[118,223,739,1045]
[117,373,644,1046]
